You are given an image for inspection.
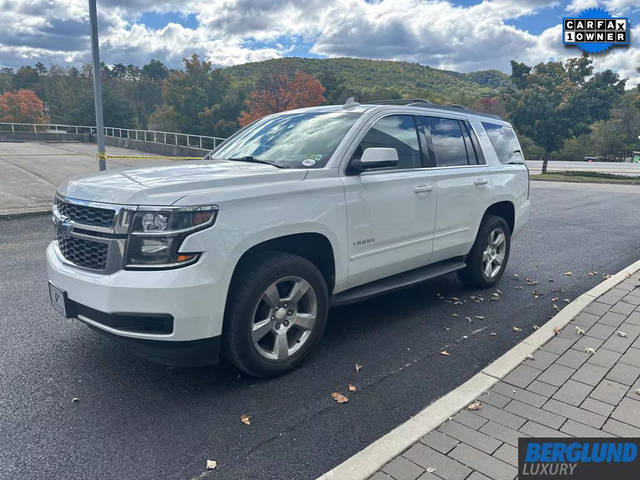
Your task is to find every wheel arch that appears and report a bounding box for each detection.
[483,201,515,234]
[230,232,337,295]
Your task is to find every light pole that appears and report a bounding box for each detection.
[88,0,106,170]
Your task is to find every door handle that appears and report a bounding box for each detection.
[474,178,489,186]
[414,185,434,194]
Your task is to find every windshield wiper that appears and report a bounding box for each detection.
[227,156,288,169]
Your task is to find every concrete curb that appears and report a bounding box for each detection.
[318,258,640,480]
[0,209,52,220]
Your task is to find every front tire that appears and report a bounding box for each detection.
[458,215,510,288]
[223,251,329,377]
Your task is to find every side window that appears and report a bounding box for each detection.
[481,122,522,164]
[353,115,421,169]
[464,121,485,165]
[460,121,477,164]
[421,117,469,167]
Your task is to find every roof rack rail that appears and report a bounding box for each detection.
[363,98,435,106]
[363,99,503,121]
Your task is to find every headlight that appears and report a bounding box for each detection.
[124,206,218,269]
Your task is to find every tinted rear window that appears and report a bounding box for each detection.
[422,117,468,167]
[482,122,522,164]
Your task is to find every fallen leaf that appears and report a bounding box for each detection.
[355,363,363,373]
[467,401,482,411]
[426,467,437,473]
[513,326,522,332]
[526,354,534,360]
[585,347,596,354]
[564,271,573,276]
[553,304,559,311]
[635,388,640,395]
[525,278,538,286]
[348,384,357,392]
[490,332,497,336]
[451,313,459,317]
[440,350,451,357]
[564,298,570,303]
[331,392,349,404]
[240,414,251,426]
[206,460,218,470]
[475,315,485,320]
[552,297,559,302]
[617,331,627,338]
[465,316,473,323]
[575,327,585,336]
[71,397,79,404]
[602,274,612,279]
[533,324,540,330]
[514,273,519,279]
[553,326,561,335]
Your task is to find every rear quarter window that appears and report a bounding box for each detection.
[481,122,522,164]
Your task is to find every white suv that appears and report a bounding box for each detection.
[47,100,530,377]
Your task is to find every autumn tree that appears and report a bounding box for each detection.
[469,96,507,119]
[0,89,49,123]
[149,54,241,137]
[239,71,326,126]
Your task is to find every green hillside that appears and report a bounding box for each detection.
[224,57,511,106]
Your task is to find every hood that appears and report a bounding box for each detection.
[58,160,308,205]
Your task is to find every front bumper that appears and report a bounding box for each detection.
[47,240,230,354]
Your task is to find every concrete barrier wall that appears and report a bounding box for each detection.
[104,136,209,158]
[0,131,210,158]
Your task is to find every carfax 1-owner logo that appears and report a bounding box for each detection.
[519,438,640,479]
[563,7,629,54]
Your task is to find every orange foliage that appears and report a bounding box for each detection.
[239,71,326,126]
[0,89,49,124]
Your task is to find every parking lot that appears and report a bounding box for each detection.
[1,180,640,479]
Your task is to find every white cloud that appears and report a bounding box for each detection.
[0,0,637,89]
[566,0,639,14]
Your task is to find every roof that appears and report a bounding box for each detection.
[361,99,503,121]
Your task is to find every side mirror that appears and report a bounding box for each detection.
[351,147,399,173]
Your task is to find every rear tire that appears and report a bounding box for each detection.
[458,215,510,288]
[222,251,328,378]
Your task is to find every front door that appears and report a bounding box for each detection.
[342,115,437,288]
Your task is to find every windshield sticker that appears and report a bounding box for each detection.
[302,159,316,167]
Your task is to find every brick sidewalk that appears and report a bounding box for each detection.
[371,273,640,480]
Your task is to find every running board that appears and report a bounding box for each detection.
[330,258,466,307]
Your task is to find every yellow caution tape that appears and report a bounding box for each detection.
[97,153,203,160]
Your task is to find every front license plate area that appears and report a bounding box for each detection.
[49,282,70,318]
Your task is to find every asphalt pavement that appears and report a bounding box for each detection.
[1,181,640,480]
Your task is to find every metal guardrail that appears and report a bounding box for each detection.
[0,122,226,150]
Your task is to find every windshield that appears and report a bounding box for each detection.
[211,111,361,168]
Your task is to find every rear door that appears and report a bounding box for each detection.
[342,114,438,288]
[420,115,494,262]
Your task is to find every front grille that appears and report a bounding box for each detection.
[55,198,115,228]
[58,236,108,270]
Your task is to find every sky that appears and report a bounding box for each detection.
[1,0,638,86]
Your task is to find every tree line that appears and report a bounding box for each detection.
[0,55,637,164]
